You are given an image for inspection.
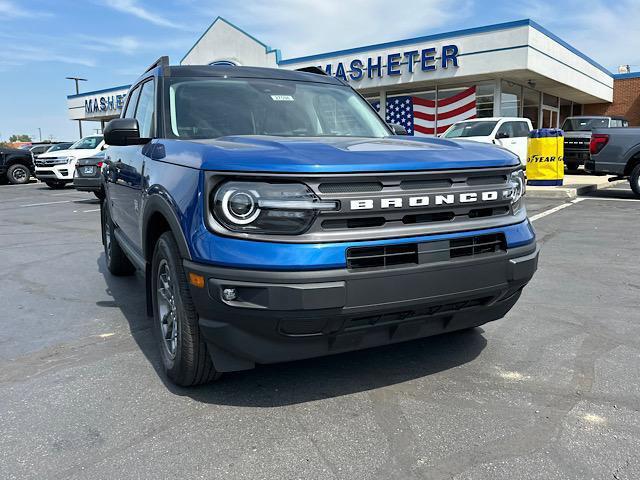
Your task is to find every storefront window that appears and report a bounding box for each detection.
[572,103,583,116]
[523,88,540,129]
[559,98,572,125]
[476,84,494,118]
[543,93,559,108]
[500,81,522,117]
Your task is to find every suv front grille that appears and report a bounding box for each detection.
[35,158,66,166]
[206,167,522,243]
[346,233,506,270]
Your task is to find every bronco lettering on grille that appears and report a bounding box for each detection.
[348,190,508,211]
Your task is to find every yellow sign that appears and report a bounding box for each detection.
[526,130,564,186]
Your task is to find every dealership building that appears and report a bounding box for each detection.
[67,17,640,136]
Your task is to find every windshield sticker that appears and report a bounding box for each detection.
[270,95,294,102]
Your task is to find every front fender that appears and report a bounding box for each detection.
[142,189,193,261]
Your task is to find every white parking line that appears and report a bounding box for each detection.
[20,200,72,207]
[529,198,585,223]
[82,208,100,213]
[580,196,640,203]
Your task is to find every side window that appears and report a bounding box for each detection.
[135,80,155,138]
[123,87,140,119]
[623,120,629,127]
[513,122,530,137]
[496,122,514,138]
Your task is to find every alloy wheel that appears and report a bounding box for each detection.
[157,259,179,358]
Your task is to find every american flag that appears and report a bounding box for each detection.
[373,86,477,136]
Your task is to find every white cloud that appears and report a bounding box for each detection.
[203,0,473,58]
[0,45,95,68]
[76,34,193,55]
[0,0,50,18]
[103,0,188,29]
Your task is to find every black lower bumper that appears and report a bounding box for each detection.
[184,242,539,372]
[73,176,101,192]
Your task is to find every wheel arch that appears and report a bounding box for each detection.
[624,148,640,176]
[141,193,193,316]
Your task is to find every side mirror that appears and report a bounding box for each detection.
[495,131,510,139]
[389,123,408,135]
[103,118,148,146]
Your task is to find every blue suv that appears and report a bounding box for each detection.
[101,57,538,386]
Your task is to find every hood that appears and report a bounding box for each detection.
[159,136,520,173]
[37,148,98,159]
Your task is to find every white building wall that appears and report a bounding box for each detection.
[181,18,278,67]
[526,27,613,102]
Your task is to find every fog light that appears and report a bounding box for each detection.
[222,288,237,301]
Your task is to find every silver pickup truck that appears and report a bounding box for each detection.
[562,116,628,171]
[586,127,640,197]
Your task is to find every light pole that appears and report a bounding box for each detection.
[65,76,87,139]
[37,128,42,142]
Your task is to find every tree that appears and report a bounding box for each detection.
[9,134,32,142]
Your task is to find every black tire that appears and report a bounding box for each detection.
[566,162,580,172]
[101,202,135,276]
[630,163,640,198]
[7,164,31,184]
[93,190,105,200]
[152,231,220,386]
[45,181,67,189]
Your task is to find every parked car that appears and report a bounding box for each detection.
[441,117,533,166]
[44,142,73,154]
[99,58,538,386]
[561,116,628,171]
[0,146,35,184]
[586,127,640,196]
[27,144,53,156]
[73,151,106,199]
[35,135,106,189]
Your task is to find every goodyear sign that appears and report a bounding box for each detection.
[526,129,565,186]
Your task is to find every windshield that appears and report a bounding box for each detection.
[166,77,390,139]
[70,136,103,150]
[47,143,72,152]
[442,121,498,138]
[561,118,608,131]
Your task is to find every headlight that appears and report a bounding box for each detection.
[211,181,338,235]
[507,169,526,211]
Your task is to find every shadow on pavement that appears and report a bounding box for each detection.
[98,253,487,407]
[583,185,637,200]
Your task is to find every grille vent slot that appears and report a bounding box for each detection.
[347,233,506,270]
[347,244,418,270]
[449,233,506,258]
[318,182,383,193]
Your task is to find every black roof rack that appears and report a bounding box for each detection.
[295,66,328,76]
[145,56,170,74]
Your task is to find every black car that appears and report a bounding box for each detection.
[44,142,74,154]
[0,146,35,184]
[73,151,105,199]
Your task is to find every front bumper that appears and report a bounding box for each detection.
[184,240,539,372]
[35,165,73,181]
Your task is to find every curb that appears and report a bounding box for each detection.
[526,179,627,199]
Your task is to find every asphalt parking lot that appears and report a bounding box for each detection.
[1,181,639,479]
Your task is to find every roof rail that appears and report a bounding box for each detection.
[145,56,170,74]
[295,66,327,76]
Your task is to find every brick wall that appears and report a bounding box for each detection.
[584,77,640,125]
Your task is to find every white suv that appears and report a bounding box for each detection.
[35,135,106,189]
[441,118,533,166]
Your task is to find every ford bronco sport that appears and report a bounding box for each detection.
[101,57,539,386]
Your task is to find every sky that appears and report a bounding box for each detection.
[0,0,638,142]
